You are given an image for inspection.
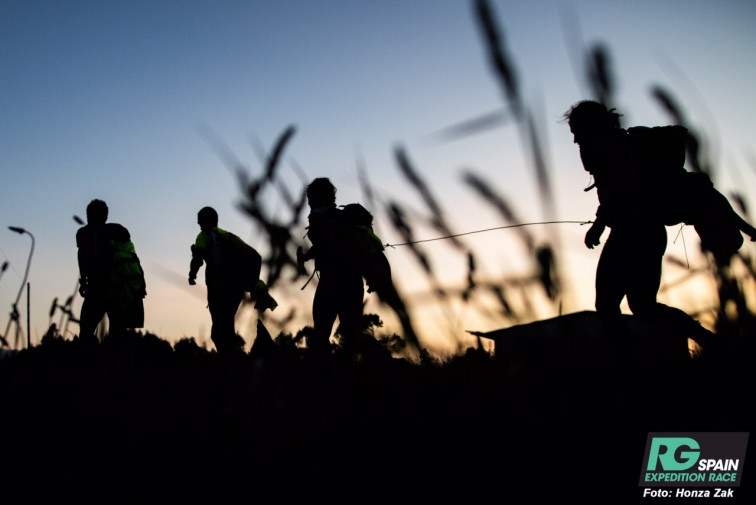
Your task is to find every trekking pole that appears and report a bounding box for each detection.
[296,246,319,290]
[4,227,34,349]
[300,270,318,290]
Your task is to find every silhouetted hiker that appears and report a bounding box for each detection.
[189,206,273,356]
[563,100,721,352]
[299,178,421,355]
[298,178,365,355]
[76,199,146,344]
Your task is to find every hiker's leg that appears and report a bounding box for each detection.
[625,225,713,347]
[625,224,666,316]
[105,305,126,343]
[312,276,338,353]
[594,232,628,340]
[79,293,106,344]
[625,224,688,332]
[208,288,243,354]
[336,274,365,345]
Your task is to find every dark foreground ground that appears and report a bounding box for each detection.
[1,318,754,505]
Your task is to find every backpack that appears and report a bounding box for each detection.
[214,230,263,293]
[339,203,393,294]
[109,239,146,303]
[628,125,692,225]
[628,126,746,260]
[107,231,147,328]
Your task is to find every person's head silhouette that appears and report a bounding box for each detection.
[86,199,108,225]
[197,206,219,231]
[563,100,622,147]
[306,178,337,209]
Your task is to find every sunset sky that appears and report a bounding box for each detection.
[2,0,755,355]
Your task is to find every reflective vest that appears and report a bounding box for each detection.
[108,239,146,308]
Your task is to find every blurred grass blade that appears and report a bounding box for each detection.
[474,0,521,118]
[425,109,512,144]
[395,146,463,250]
[264,125,296,182]
[535,245,559,300]
[524,110,556,222]
[651,86,707,174]
[462,170,534,253]
[588,44,614,106]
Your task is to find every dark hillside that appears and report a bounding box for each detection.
[1,319,753,505]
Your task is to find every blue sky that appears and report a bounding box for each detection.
[2,0,756,354]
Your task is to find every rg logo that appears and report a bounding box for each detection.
[646,437,700,471]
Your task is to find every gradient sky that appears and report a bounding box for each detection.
[2,0,756,355]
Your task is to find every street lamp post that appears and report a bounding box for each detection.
[4,227,35,349]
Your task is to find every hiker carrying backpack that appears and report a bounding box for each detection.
[189,206,276,356]
[300,178,375,352]
[563,100,718,350]
[76,199,145,343]
[301,178,420,352]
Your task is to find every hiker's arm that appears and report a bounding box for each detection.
[298,245,314,261]
[76,230,90,297]
[296,246,313,276]
[188,244,203,285]
[77,248,89,296]
[585,212,606,249]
